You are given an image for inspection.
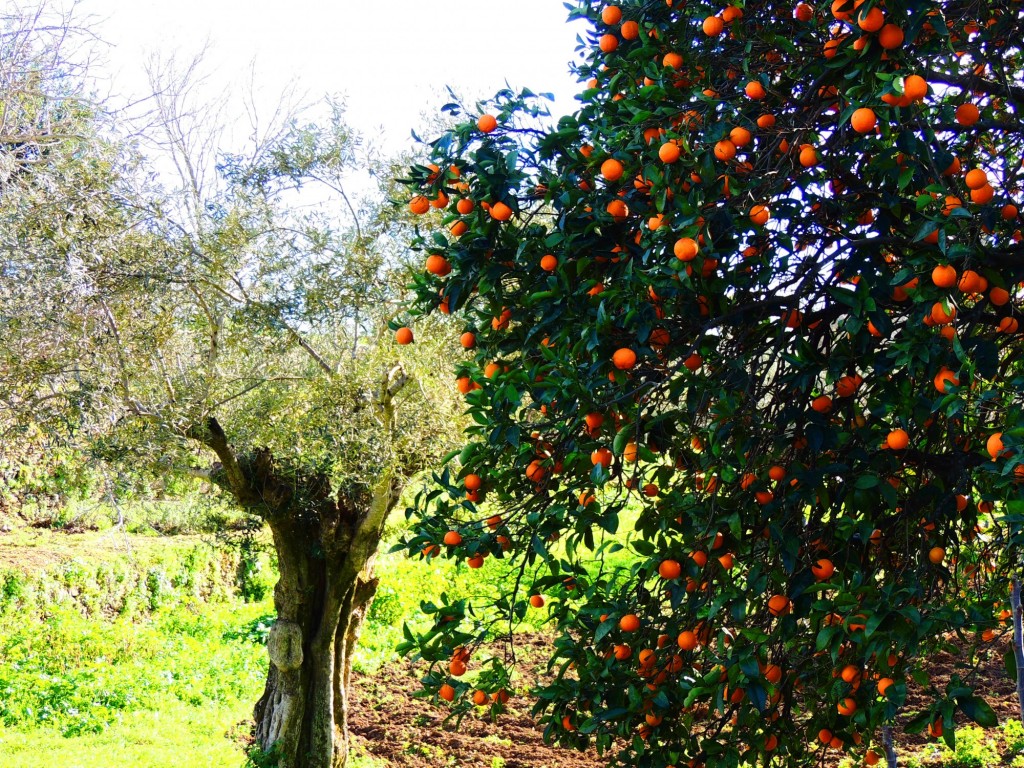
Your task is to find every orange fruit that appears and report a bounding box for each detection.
[540,254,558,271]
[928,546,944,564]
[703,15,724,35]
[902,75,928,101]
[620,613,641,632]
[857,6,884,32]
[886,428,909,450]
[601,158,625,182]
[714,139,737,161]
[599,33,619,52]
[799,145,819,167]
[601,5,622,25]
[931,264,957,288]
[757,113,776,129]
[659,559,682,580]
[450,658,467,676]
[460,331,476,349]
[443,531,462,546]
[439,683,456,702]
[768,465,786,481]
[658,141,681,163]
[851,107,877,134]
[749,204,770,225]
[767,594,790,616]
[529,594,545,608]
[613,347,638,370]
[745,81,766,100]
[677,630,697,650]
[987,432,1005,459]
[395,326,414,345]
[811,395,833,413]
[674,237,699,261]
[838,697,857,716]
[795,3,814,22]
[472,689,488,706]
[934,367,960,393]
[477,114,497,133]
[990,286,1010,306]
[490,201,513,221]
[878,23,904,49]
[620,19,639,38]
[956,103,980,126]
[812,558,835,581]
[409,195,430,215]
[965,168,988,189]
[463,473,482,491]
[877,677,895,696]
[591,447,613,467]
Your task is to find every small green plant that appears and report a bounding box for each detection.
[490,757,507,768]
[246,741,283,768]
[1004,718,1024,757]
[939,726,1000,768]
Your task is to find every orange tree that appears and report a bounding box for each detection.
[396,1,1024,766]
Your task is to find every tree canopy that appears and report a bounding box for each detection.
[399,1,1024,766]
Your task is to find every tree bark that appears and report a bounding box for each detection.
[1012,578,1024,723]
[250,465,401,768]
[882,724,898,768]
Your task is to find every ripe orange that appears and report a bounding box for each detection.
[620,19,638,39]
[450,658,467,676]
[477,114,497,133]
[460,331,476,349]
[463,473,482,492]
[865,749,881,765]
[659,559,682,580]
[812,558,835,581]
[990,286,1010,306]
[601,158,625,182]
[878,23,904,49]
[794,3,814,22]
[931,264,957,288]
[987,432,1005,460]
[799,145,819,167]
[443,531,462,546]
[877,677,895,696]
[613,347,638,370]
[591,447,613,468]
[599,33,619,52]
[395,327,413,345]
[439,683,456,702]
[850,107,877,134]
[956,103,980,126]
[934,367,960,393]
[658,141,681,163]
[837,697,857,716]
[703,15,724,35]
[409,195,430,215]
[662,52,683,69]
[965,168,988,189]
[489,201,513,221]
[886,428,909,450]
[757,113,776,129]
[674,237,699,261]
[540,254,558,271]
[857,6,884,32]
[529,594,545,608]
[714,139,737,161]
[928,546,945,564]
[472,689,488,706]
[619,613,641,632]
[601,5,622,25]
[768,595,790,617]
[677,630,697,650]
[749,204,770,225]
[426,253,452,275]
[811,395,833,413]
[745,81,766,100]
[902,75,928,101]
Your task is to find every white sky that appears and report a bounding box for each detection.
[77,0,587,158]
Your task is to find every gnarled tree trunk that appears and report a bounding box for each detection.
[251,474,396,768]
[187,367,409,768]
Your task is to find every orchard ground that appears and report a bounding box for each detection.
[0,503,1022,768]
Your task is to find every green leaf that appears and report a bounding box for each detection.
[958,696,998,728]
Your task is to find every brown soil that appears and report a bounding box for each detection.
[349,633,601,768]
[348,633,1023,768]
